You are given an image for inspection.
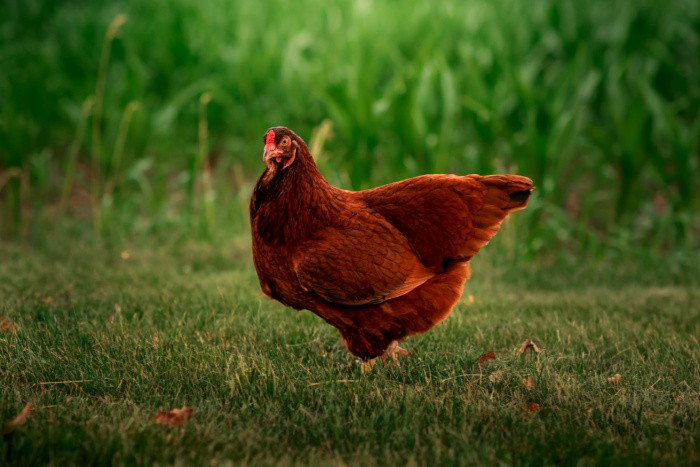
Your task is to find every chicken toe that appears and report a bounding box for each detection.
[382,340,410,365]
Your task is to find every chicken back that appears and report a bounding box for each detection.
[250,127,533,360]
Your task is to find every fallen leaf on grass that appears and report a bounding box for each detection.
[461,294,475,305]
[1,320,16,333]
[607,373,622,385]
[153,406,194,426]
[3,403,32,435]
[519,339,540,354]
[478,351,496,365]
[522,376,535,390]
[526,402,542,413]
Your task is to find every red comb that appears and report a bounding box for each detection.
[265,130,275,145]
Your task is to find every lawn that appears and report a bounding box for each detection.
[1,238,698,465]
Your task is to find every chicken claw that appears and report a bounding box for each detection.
[382,340,410,365]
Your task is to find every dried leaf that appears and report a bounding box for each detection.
[522,375,535,390]
[488,369,504,383]
[120,250,130,261]
[3,403,32,435]
[519,339,540,354]
[153,406,194,426]
[526,402,542,413]
[0,320,16,333]
[461,294,475,305]
[478,351,496,365]
[607,373,622,385]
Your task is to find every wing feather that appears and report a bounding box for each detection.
[294,210,434,306]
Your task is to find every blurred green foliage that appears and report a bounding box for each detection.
[1,0,698,257]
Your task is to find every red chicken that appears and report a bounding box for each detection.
[250,127,533,364]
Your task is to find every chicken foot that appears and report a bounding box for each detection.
[359,341,410,374]
[383,340,410,364]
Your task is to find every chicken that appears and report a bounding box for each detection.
[250,127,533,363]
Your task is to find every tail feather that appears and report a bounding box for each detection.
[508,189,532,205]
[461,174,534,257]
[479,174,534,210]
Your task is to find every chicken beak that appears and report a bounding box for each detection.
[263,146,273,161]
[263,144,282,170]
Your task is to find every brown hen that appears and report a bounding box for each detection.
[250,127,533,362]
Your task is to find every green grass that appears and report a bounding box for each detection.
[2,239,699,465]
[1,0,699,253]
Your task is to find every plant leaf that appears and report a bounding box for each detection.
[519,339,540,354]
[1,320,16,333]
[3,403,32,435]
[153,406,194,426]
[607,373,622,385]
[526,402,542,413]
[478,350,496,365]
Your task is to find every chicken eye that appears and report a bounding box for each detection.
[280,137,290,147]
